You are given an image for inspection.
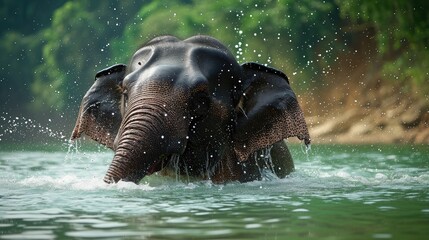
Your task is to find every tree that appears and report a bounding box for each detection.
[1,0,427,120]
[0,0,67,115]
[31,1,140,113]
[337,0,429,95]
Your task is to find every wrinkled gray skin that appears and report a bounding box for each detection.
[72,35,310,184]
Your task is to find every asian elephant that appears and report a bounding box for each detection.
[71,35,310,184]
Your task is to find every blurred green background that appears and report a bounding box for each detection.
[1,0,428,143]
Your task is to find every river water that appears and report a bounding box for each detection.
[0,144,428,239]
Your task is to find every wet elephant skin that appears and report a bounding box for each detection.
[71,35,310,184]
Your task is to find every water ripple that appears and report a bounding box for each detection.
[0,145,428,239]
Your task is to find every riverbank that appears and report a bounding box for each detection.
[305,83,429,145]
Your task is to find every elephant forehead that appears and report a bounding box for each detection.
[141,63,207,82]
[125,39,240,95]
[132,40,236,71]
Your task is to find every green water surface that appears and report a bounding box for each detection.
[0,144,428,239]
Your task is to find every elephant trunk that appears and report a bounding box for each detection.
[103,97,188,184]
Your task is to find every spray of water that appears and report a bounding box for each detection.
[169,154,181,182]
[0,113,67,145]
[253,146,279,181]
[205,151,211,180]
[301,140,312,161]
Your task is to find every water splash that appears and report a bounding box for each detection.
[205,151,211,180]
[169,154,181,181]
[18,174,154,191]
[301,141,311,161]
[67,139,78,153]
[0,113,67,145]
[253,146,279,181]
[259,147,276,175]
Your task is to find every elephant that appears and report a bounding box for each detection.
[71,35,310,184]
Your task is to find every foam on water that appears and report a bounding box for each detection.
[0,146,427,195]
[295,164,429,191]
[17,175,155,191]
[1,115,428,239]
[2,114,426,195]
[1,145,428,240]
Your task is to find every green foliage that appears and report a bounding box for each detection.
[0,31,43,113]
[1,0,427,119]
[113,0,343,92]
[337,0,429,94]
[33,1,103,110]
[29,1,140,112]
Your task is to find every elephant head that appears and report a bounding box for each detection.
[71,35,310,184]
[71,64,125,149]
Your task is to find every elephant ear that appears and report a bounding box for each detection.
[71,64,126,149]
[233,62,310,161]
